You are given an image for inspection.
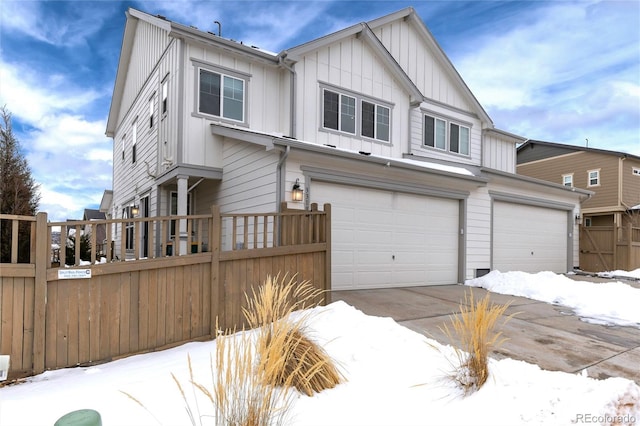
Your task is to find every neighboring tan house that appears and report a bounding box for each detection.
[517,140,640,271]
[105,7,590,290]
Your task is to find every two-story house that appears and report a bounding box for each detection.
[517,139,640,271]
[105,7,590,290]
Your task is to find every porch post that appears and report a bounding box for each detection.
[177,175,188,255]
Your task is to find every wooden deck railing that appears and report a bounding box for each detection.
[0,204,331,380]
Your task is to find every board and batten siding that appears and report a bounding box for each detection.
[181,44,286,168]
[293,35,410,158]
[464,186,492,279]
[372,19,472,112]
[482,132,517,173]
[118,19,173,126]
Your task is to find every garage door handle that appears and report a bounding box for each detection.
[392,255,395,260]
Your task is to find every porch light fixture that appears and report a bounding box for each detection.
[291,179,304,202]
[131,205,140,216]
[575,214,582,225]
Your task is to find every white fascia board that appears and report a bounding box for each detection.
[484,128,528,143]
[106,9,139,137]
[283,23,366,61]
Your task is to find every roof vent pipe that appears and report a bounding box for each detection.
[214,21,221,36]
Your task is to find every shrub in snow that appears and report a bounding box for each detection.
[441,289,513,395]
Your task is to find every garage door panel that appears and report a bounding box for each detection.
[493,202,567,273]
[312,182,459,290]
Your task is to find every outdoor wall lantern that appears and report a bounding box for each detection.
[291,179,304,202]
[575,214,582,225]
[131,205,140,216]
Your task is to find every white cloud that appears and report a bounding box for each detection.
[453,1,640,154]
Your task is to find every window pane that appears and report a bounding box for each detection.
[424,116,434,147]
[450,123,459,153]
[340,95,356,133]
[376,105,390,141]
[459,126,469,155]
[199,70,221,116]
[435,119,446,149]
[323,90,339,130]
[362,101,375,138]
[223,76,244,121]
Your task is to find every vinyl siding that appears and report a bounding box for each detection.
[293,34,410,158]
[517,152,620,210]
[372,19,472,111]
[621,158,640,208]
[482,133,516,173]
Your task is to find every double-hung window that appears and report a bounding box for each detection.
[132,120,137,164]
[199,69,245,122]
[148,96,154,128]
[322,88,391,142]
[123,206,134,251]
[562,174,573,187]
[161,80,168,114]
[588,169,600,187]
[423,114,470,156]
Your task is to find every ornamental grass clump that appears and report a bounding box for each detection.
[441,289,513,395]
[244,274,344,396]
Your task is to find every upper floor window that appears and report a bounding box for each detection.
[562,174,573,187]
[323,90,355,134]
[199,69,245,122]
[132,120,137,164]
[633,167,640,176]
[322,87,392,142]
[361,101,390,142]
[122,133,126,161]
[588,169,600,187]
[161,79,168,114]
[148,96,155,128]
[423,114,470,156]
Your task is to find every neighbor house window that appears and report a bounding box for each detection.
[199,69,245,122]
[132,120,137,164]
[170,192,191,238]
[584,217,592,227]
[633,167,640,176]
[161,79,168,114]
[588,169,600,186]
[361,101,390,142]
[562,174,573,187]
[423,114,470,155]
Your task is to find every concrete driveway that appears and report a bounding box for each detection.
[330,284,640,384]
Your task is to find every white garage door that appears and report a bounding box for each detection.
[493,202,568,273]
[312,182,459,290]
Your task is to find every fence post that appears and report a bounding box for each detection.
[210,205,221,334]
[33,212,48,374]
[323,203,331,304]
[627,222,633,271]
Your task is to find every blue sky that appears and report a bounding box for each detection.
[1,1,639,221]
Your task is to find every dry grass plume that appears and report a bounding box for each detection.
[441,289,513,394]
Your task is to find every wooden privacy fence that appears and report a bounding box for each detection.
[0,203,331,380]
[579,223,640,272]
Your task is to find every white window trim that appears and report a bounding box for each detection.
[587,169,601,187]
[132,119,137,164]
[148,95,155,129]
[632,167,640,176]
[562,173,573,187]
[423,113,471,156]
[192,61,251,125]
[320,84,393,144]
[161,78,168,116]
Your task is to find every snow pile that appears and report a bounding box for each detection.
[466,270,640,327]
[0,301,638,425]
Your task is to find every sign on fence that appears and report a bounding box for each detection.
[57,269,92,280]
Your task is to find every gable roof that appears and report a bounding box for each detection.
[266,7,492,124]
[517,139,640,163]
[369,7,492,125]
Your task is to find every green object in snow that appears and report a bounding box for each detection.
[54,409,102,426]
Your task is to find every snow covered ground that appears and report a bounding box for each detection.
[0,271,639,425]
